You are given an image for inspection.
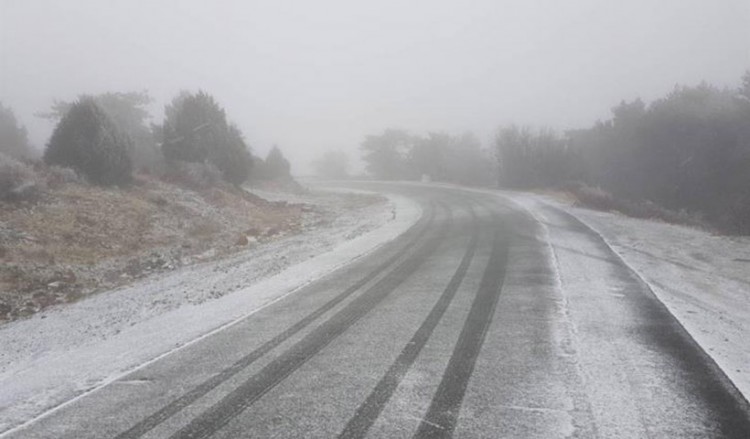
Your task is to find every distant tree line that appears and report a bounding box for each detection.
[8,71,750,233]
[360,129,495,186]
[1,90,293,190]
[495,126,582,189]
[495,71,750,234]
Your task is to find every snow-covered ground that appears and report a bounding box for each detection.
[0,188,420,434]
[3,182,746,434]
[506,192,750,404]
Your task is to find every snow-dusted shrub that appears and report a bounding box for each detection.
[45,98,133,186]
[572,183,710,230]
[572,185,616,211]
[0,153,43,202]
[44,165,84,187]
[162,161,222,190]
[724,195,750,235]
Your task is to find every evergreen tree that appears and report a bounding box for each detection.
[0,102,32,160]
[45,98,133,186]
[39,92,161,172]
[264,145,291,179]
[161,91,252,185]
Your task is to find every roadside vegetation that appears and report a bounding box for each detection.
[496,71,750,234]
[0,90,318,322]
[361,71,750,235]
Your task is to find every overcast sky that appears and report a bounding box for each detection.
[1,0,749,173]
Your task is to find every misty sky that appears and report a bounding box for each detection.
[2,0,749,173]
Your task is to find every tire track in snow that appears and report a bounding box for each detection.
[166,204,452,439]
[336,206,481,439]
[413,226,510,439]
[115,203,438,439]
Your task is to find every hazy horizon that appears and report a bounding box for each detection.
[2,0,749,173]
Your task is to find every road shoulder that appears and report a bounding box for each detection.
[504,191,750,407]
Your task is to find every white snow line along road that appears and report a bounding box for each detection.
[0,190,421,437]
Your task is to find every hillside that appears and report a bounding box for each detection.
[0,174,383,322]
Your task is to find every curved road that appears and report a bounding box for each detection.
[8,183,750,438]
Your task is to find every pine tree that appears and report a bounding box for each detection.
[45,98,133,186]
[162,91,252,185]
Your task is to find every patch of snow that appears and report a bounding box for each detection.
[0,189,421,434]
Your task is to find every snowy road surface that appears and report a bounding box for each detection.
[2,183,749,438]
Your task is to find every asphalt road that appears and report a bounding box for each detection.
[9,183,750,438]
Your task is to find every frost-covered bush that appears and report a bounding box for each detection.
[162,161,222,190]
[724,195,750,235]
[0,153,42,202]
[572,183,710,230]
[572,184,616,211]
[44,98,133,186]
[44,165,84,187]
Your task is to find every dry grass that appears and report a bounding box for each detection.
[0,174,305,321]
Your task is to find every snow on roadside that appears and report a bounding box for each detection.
[506,192,750,403]
[0,188,421,434]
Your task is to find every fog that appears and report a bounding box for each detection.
[1,0,749,173]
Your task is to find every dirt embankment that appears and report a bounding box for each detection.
[0,176,336,322]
